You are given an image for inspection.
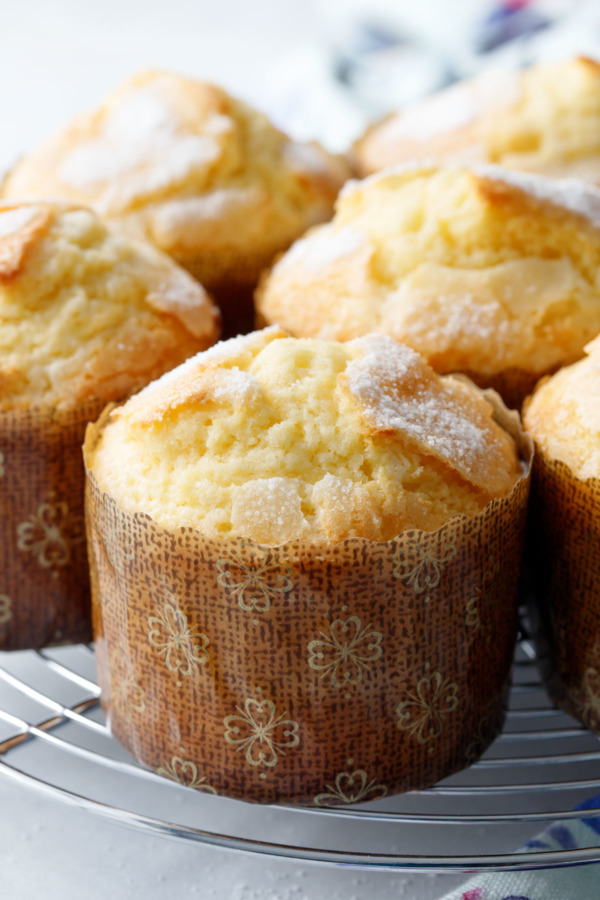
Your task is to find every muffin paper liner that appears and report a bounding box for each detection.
[0,399,107,649]
[529,453,600,733]
[461,367,549,413]
[85,393,532,805]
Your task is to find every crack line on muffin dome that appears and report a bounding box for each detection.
[215,546,293,613]
[307,616,383,688]
[223,697,300,768]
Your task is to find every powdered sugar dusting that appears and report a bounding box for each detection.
[282,141,334,177]
[472,66,521,113]
[211,367,261,406]
[199,326,285,363]
[379,82,476,145]
[340,160,438,200]
[231,477,304,543]
[372,67,519,146]
[153,187,262,235]
[0,205,41,239]
[275,225,367,275]
[474,164,600,228]
[59,85,224,211]
[342,160,600,230]
[127,328,282,407]
[347,335,500,489]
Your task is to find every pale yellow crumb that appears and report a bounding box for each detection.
[88,329,522,544]
[524,335,600,481]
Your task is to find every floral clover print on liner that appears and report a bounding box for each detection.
[396,670,459,745]
[108,639,145,721]
[392,537,457,602]
[216,545,293,614]
[465,594,480,630]
[17,496,84,573]
[464,713,499,765]
[0,594,12,625]
[314,763,388,807]
[569,667,600,733]
[223,697,300,770]
[156,755,217,794]
[0,594,11,625]
[148,598,210,685]
[104,521,135,575]
[308,616,383,688]
[465,564,502,631]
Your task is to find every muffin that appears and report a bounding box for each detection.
[0,199,220,648]
[85,327,532,805]
[523,335,600,733]
[256,163,600,409]
[1,70,351,336]
[353,56,600,182]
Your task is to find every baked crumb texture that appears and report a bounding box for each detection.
[89,328,521,543]
[353,56,600,182]
[0,199,220,409]
[256,164,600,400]
[524,334,600,482]
[2,70,350,290]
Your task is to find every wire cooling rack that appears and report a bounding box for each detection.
[0,634,598,874]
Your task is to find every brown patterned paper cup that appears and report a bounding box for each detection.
[85,395,532,806]
[529,453,600,732]
[461,368,554,414]
[0,399,107,649]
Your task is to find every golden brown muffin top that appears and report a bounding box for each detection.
[523,335,600,481]
[256,163,600,383]
[0,199,220,409]
[87,327,522,544]
[353,57,600,182]
[2,70,351,286]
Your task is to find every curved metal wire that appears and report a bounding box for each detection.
[0,642,597,873]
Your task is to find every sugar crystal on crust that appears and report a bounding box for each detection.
[274,225,368,276]
[345,335,517,495]
[473,165,600,228]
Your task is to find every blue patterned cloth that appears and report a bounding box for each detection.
[442,796,600,900]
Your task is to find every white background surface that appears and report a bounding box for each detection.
[0,2,597,897]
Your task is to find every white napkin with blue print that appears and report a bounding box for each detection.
[441,795,600,899]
